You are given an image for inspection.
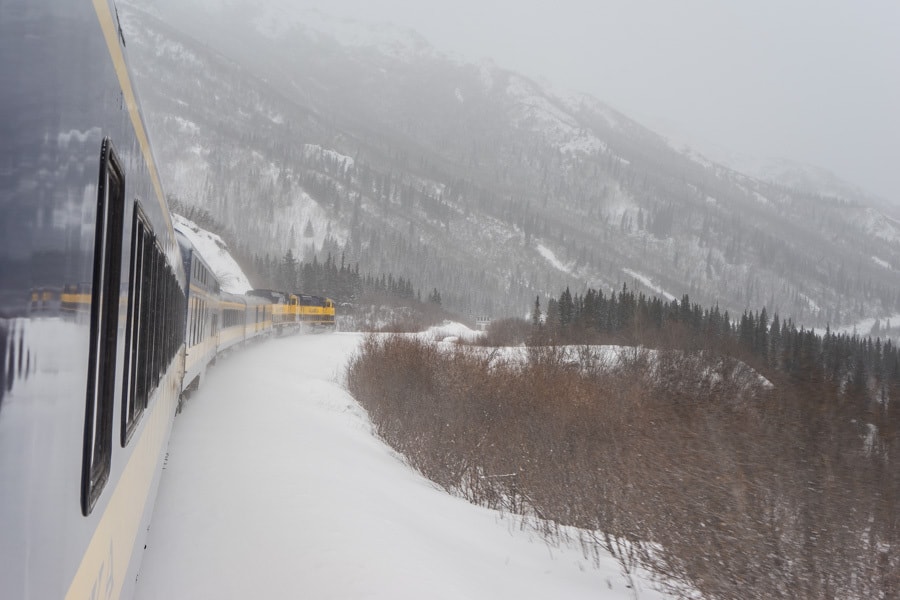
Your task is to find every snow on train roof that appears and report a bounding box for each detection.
[173,214,252,294]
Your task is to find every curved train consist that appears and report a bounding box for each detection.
[176,231,335,395]
[0,1,332,598]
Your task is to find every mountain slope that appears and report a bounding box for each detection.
[120,1,900,331]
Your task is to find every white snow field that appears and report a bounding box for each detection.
[134,333,668,599]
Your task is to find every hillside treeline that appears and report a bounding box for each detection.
[247,248,453,331]
[173,200,432,305]
[541,285,900,434]
[248,249,443,307]
[347,289,900,599]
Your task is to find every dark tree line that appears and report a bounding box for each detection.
[249,249,440,307]
[539,284,900,454]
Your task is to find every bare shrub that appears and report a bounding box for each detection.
[476,317,532,347]
[346,336,900,599]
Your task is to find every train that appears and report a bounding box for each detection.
[0,2,332,598]
[176,232,335,395]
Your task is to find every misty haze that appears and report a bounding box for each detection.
[2,0,898,598]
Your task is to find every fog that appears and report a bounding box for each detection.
[284,0,899,202]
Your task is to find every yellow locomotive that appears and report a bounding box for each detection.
[293,293,336,329]
[246,289,336,331]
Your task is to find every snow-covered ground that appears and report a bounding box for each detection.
[813,312,900,338]
[622,268,676,302]
[415,320,487,344]
[537,243,574,275]
[134,333,667,599]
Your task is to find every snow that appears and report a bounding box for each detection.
[458,343,642,370]
[856,207,900,244]
[171,116,200,135]
[814,312,900,338]
[669,142,715,170]
[427,342,772,390]
[872,255,891,270]
[173,214,253,294]
[864,423,879,456]
[252,5,437,62]
[798,292,821,313]
[506,76,578,130]
[559,133,608,156]
[505,76,608,156]
[134,333,667,600]
[622,268,677,302]
[303,143,355,169]
[417,320,485,343]
[554,90,622,130]
[537,244,574,275]
[752,191,770,205]
[477,60,495,90]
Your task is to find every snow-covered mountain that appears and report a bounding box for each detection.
[120,0,900,332]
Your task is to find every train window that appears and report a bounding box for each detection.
[121,203,149,446]
[150,250,161,385]
[81,138,125,516]
[135,234,149,412]
[193,299,199,346]
[121,210,186,446]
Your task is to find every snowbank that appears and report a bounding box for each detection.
[417,320,486,344]
[134,333,666,600]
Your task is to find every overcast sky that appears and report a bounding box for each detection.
[289,0,899,201]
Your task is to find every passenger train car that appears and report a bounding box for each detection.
[0,2,184,598]
[0,2,334,598]
[176,229,219,395]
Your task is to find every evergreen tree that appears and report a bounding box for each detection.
[559,287,574,327]
[280,249,298,290]
[428,288,442,306]
[532,296,541,327]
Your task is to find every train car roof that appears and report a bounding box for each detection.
[175,227,216,276]
[247,289,289,303]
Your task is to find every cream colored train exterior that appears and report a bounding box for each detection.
[1,2,186,598]
[0,3,335,598]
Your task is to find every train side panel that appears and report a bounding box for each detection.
[218,293,273,352]
[176,231,219,393]
[0,2,184,598]
[218,295,248,353]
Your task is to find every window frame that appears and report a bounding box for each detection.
[121,202,150,446]
[81,138,126,516]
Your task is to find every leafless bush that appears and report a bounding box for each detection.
[475,317,532,347]
[346,336,900,599]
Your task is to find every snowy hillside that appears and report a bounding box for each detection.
[120,0,900,335]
